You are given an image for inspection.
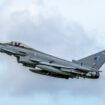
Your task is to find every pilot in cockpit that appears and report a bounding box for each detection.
[10,41,20,47]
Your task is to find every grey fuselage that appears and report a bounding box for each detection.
[0,42,100,79]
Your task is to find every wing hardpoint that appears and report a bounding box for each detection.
[77,50,105,70]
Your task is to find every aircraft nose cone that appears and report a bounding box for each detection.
[0,44,6,52]
[0,43,4,46]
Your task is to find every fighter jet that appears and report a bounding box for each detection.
[0,41,104,79]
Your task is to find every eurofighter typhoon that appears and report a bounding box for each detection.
[0,41,104,79]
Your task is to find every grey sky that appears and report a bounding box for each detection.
[0,0,105,105]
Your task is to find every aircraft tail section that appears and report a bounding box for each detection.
[77,50,105,70]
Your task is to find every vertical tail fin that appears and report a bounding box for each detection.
[77,50,105,70]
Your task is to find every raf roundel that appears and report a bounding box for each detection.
[94,55,100,61]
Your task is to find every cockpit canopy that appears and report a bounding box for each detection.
[7,41,30,48]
